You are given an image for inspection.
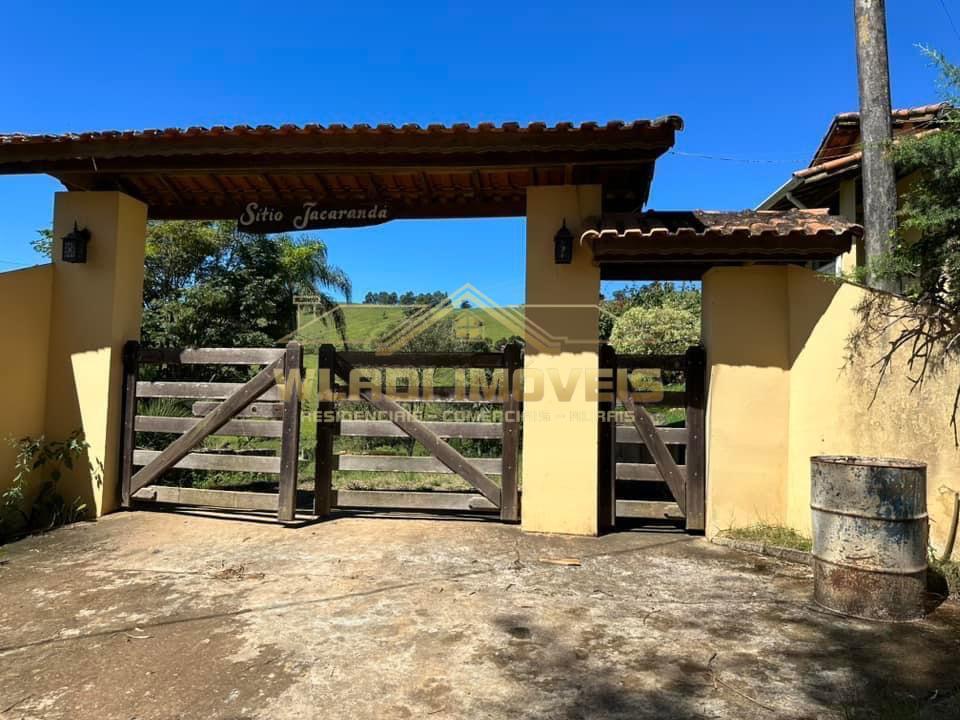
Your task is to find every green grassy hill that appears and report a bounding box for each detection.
[295,304,525,349]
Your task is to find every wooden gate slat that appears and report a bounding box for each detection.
[277,342,303,521]
[336,455,502,474]
[135,416,284,438]
[339,351,505,368]
[313,344,337,517]
[683,345,707,532]
[137,347,285,365]
[616,500,684,519]
[133,485,280,511]
[133,449,281,473]
[339,420,502,439]
[616,462,687,482]
[615,426,688,445]
[334,355,502,507]
[620,390,687,515]
[192,401,283,419]
[499,342,521,522]
[128,356,284,495]
[119,341,139,508]
[334,489,498,513]
[137,381,281,401]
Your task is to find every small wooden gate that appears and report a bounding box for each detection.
[119,341,306,521]
[318,345,522,522]
[598,345,706,533]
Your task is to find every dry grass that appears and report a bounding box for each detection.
[929,555,960,597]
[720,523,812,552]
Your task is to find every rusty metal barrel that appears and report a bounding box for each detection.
[811,456,928,622]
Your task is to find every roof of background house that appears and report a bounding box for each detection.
[0,118,684,221]
[759,103,951,211]
[809,103,948,166]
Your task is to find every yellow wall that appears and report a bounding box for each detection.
[702,267,791,530]
[45,192,147,516]
[0,265,54,495]
[837,175,917,275]
[521,185,603,535]
[704,265,960,554]
[836,179,861,274]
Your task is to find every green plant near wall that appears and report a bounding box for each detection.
[1,431,91,542]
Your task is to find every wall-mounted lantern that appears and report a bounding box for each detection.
[554,219,573,264]
[61,223,91,263]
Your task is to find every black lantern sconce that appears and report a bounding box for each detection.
[554,219,574,264]
[61,222,91,263]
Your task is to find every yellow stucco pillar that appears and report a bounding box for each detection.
[45,192,147,516]
[701,266,791,535]
[521,185,602,535]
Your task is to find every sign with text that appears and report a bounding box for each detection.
[238,202,391,233]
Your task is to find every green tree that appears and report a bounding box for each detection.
[600,281,701,341]
[851,49,960,429]
[880,49,960,307]
[363,290,447,306]
[608,305,700,356]
[141,221,350,348]
[31,229,53,259]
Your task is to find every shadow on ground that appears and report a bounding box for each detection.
[1,513,959,719]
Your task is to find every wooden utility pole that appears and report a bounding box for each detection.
[855,0,898,291]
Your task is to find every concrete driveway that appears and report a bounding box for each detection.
[1,511,959,720]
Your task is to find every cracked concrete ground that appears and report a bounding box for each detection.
[1,510,959,720]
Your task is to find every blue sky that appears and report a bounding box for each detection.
[1,1,957,303]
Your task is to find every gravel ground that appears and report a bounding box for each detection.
[1,510,959,720]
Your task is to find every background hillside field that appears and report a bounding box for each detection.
[295,303,525,349]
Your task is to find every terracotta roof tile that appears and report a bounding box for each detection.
[582,209,862,243]
[0,117,684,146]
[0,117,685,221]
[795,127,941,180]
[582,209,860,264]
[809,103,949,166]
[832,102,949,124]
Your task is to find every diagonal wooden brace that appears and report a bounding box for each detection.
[620,389,687,516]
[129,357,284,495]
[334,355,502,507]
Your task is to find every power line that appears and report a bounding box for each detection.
[667,150,807,165]
[667,116,946,169]
[938,0,960,43]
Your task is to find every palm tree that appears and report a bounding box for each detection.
[273,232,352,344]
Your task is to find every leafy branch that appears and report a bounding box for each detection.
[848,49,960,441]
[1,431,91,542]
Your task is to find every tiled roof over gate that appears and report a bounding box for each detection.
[0,118,684,220]
[583,209,862,264]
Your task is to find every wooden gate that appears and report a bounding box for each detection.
[598,345,706,532]
[120,341,521,523]
[318,345,522,521]
[119,341,306,521]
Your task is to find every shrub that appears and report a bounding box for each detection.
[609,305,700,356]
[1,432,91,542]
